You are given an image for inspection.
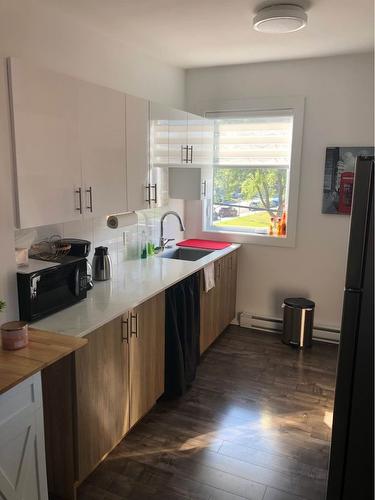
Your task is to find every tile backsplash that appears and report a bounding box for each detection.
[14,200,185,267]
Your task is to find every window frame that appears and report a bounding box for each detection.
[200,96,305,247]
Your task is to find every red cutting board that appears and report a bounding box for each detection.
[176,239,231,250]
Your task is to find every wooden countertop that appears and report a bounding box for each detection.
[0,328,87,395]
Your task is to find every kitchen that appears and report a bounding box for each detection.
[0,1,373,499]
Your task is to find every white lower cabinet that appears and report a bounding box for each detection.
[0,374,48,500]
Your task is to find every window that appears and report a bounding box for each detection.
[205,110,293,238]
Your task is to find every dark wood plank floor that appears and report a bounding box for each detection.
[78,326,338,500]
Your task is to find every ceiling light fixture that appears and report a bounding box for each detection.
[253,4,307,33]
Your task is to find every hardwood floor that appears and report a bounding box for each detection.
[78,326,338,500]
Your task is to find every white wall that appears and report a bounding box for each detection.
[185,53,374,329]
[0,0,185,321]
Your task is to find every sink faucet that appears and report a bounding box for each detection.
[159,211,185,250]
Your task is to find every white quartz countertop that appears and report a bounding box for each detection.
[32,243,240,338]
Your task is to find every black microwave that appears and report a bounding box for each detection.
[17,256,88,322]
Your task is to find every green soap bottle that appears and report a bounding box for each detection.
[140,231,147,259]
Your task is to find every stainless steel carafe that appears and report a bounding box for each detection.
[92,246,112,281]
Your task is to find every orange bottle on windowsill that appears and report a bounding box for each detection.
[268,217,274,236]
[281,212,287,236]
[277,217,282,236]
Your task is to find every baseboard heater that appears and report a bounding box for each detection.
[238,312,340,343]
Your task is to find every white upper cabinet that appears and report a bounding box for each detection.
[78,81,127,217]
[150,101,169,167]
[149,102,170,207]
[169,165,212,201]
[150,104,213,168]
[126,95,150,211]
[9,58,128,228]
[9,58,83,228]
[187,113,214,166]
[168,108,188,165]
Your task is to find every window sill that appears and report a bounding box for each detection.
[202,228,296,247]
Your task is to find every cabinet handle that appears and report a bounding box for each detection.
[181,145,186,163]
[86,186,93,212]
[151,184,157,204]
[130,313,138,338]
[75,187,83,214]
[215,264,220,280]
[121,316,129,343]
[202,180,207,197]
[145,184,151,204]
[189,145,193,163]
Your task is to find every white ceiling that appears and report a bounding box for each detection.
[46,0,374,68]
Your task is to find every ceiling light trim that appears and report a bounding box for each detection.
[253,4,308,33]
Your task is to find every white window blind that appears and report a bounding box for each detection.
[206,110,294,168]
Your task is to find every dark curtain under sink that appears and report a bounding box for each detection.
[164,272,200,399]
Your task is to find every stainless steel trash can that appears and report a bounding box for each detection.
[282,297,315,348]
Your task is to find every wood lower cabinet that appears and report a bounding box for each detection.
[129,292,165,427]
[200,251,238,355]
[75,316,130,482]
[227,251,238,325]
[74,291,165,484]
[200,268,217,355]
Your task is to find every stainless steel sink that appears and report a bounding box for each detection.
[157,247,213,261]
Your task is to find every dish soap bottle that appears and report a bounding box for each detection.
[140,231,147,259]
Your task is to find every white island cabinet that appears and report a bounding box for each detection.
[0,373,48,500]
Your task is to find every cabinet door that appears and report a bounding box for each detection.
[126,95,150,211]
[217,256,229,334]
[150,165,169,208]
[201,118,215,165]
[169,167,202,200]
[0,374,48,500]
[169,108,188,165]
[187,112,203,165]
[169,166,212,201]
[201,165,213,200]
[228,251,238,325]
[75,317,130,482]
[187,114,214,166]
[78,81,127,218]
[150,101,169,166]
[8,58,82,228]
[129,292,165,428]
[200,271,217,355]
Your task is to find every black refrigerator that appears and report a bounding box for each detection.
[327,156,374,499]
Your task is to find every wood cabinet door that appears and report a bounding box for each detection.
[75,317,130,482]
[200,252,238,355]
[129,292,165,428]
[8,58,82,228]
[200,270,217,355]
[218,256,229,334]
[78,81,127,218]
[126,95,150,211]
[228,251,238,325]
